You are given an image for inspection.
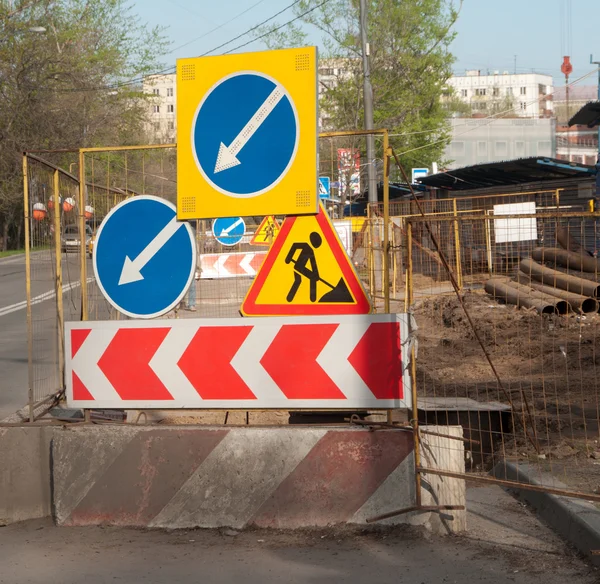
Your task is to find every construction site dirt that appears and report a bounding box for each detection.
[414,289,600,495]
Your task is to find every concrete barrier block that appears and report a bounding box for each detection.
[52,425,466,532]
[0,427,54,524]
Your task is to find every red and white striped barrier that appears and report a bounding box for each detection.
[52,425,466,531]
[65,314,412,410]
[199,251,267,279]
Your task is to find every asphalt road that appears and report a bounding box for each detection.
[1,486,596,584]
[0,251,88,419]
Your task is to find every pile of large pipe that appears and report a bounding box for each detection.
[484,279,569,315]
[515,272,599,314]
[485,226,600,315]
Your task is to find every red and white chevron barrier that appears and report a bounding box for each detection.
[65,314,411,409]
[199,251,266,279]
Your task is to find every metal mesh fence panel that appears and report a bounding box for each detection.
[407,210,600,500]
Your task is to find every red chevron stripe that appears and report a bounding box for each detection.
[223,254,241,274]
[178,325,256,400]
[250,253,266,271]
[72,371,94,401]
[71,328,91,358]
[348,322,403,399]
[97,328,173,400]
[260,323,344,399]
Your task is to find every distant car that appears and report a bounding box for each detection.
[61,224,93,253]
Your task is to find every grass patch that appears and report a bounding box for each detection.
[0,249,24,258]
[0,246,52,258]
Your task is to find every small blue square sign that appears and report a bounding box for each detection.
[318,176,330,199]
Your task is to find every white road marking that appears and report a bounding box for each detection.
[0,277,95,318]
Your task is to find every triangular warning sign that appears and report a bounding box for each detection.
[250,216,280,246]
[242,202,372,316]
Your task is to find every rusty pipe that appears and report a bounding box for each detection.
[484,279,567,315]
[520,258,600,298]
[516,272,599,314]
[499,279,571,314]
[531,247,600,273]
[556,225,593,256]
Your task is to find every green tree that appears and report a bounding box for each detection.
[258,0,461,179]
[0,0,168,249]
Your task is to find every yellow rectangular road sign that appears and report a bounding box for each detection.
[177,47,318,220]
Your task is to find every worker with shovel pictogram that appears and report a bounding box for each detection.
[284,232,353,303]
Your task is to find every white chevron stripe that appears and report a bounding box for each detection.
[67,327,122,405]
[230,321,284,404]
[149,325,201,404]
[317,320,373,404]
[214,254,229,276]
[239,253,255,275]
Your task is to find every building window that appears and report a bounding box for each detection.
[451,141,465,156]
[153,122,160,130]
[515,141,525,157]
[538,84,546,95]
[492,87,499,97]
[520,87,526,95]
[477,141,487,156]
[472,102,487,111]
[506,87,513,95]
[152,105,160,113]
[520,102,527,110]
[167,104,174,113]
[475,88,486,96]
[319,67,334,76]
[167,87,173,97]
[537,141,551,155]
[495,141,508,156]
[461,89,468,98]
[152,88,159,95]
[168,121,174,130]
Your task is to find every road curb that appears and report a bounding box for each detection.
[493,460,600,566]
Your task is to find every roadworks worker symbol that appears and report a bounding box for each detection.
[250,216,280,246]
[242,202,372,316]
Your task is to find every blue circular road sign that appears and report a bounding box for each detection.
[93,196,196,319]
[192,72,299,198]
[212,216,246,247]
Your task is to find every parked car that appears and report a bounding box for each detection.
[61,224,93,253]
[87,229,97,259]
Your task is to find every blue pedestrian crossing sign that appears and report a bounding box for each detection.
[318,176,331,199]
[212,216,246,247]
[177,48,318,220]
[93,196,196,319]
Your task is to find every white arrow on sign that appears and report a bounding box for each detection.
[214,85,285,173]
[220,217,245,238]
[119,217,183,285]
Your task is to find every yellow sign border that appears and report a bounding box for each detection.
[177,47,318,220]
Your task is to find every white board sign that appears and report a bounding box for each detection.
[493,202,537,244]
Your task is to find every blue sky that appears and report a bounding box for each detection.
[133,0,599,86]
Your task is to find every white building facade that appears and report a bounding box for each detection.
[444,118,555,169]
[447,71,554,118]
[143,73,177,143]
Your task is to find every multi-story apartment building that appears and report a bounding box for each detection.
[143,73,177,143]
[446,70,554,118]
